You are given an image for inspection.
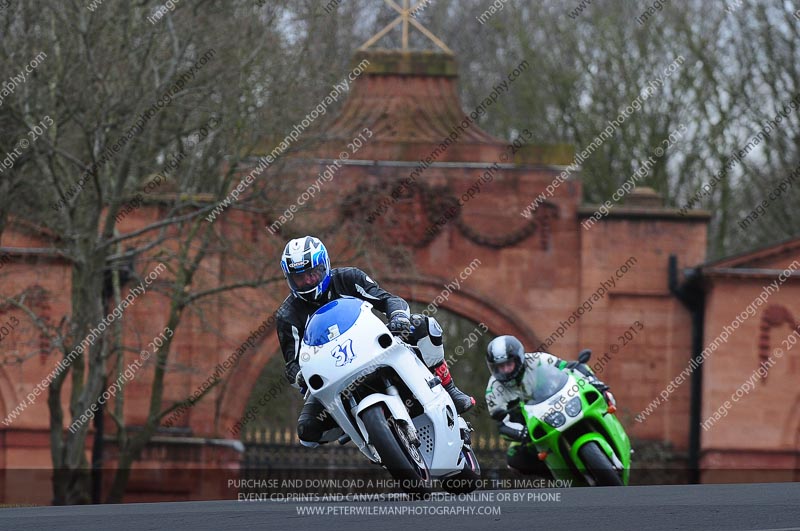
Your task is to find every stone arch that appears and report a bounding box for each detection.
[216,332,282,435]
[217,277,542,436]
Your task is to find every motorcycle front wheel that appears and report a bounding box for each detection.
[578,441,624,486]
[361,404,431,495]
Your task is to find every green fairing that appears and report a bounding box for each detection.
[515,360,631,486]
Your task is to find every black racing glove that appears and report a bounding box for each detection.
[499,423,528,442]
[387,314,412,338]
[286,362,306,394]
[584,372,610,394]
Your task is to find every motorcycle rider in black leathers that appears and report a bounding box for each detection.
[485,335,616,476]
[276,235,475,445]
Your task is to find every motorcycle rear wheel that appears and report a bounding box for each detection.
[578,441,624,486]
[361,405,431,495]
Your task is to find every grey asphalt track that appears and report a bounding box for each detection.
[1,483,799,531]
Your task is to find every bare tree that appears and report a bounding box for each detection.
[418,0,799,258]
[0,0,354,504]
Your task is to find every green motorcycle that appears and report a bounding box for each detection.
[503,350,631,486]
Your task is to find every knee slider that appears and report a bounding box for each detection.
[418,336,445,367]
[427,316,444,346]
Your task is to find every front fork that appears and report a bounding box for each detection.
[382,374,421,448]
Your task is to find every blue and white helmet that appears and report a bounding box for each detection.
[281,236,331,302]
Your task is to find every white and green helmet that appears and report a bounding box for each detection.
[486,335,525,383]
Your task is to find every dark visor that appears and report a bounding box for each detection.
[288,263,326,292]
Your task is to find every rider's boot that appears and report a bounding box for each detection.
[432,360,475,414]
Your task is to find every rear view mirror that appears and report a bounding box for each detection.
[578,349,592,364]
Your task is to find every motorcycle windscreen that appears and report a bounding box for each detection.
[303,296,364,346]
[526,364,569,405]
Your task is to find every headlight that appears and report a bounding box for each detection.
[565,397,582,417]
[543,411,566,428]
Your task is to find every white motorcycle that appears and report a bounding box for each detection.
[298,297,480,494]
